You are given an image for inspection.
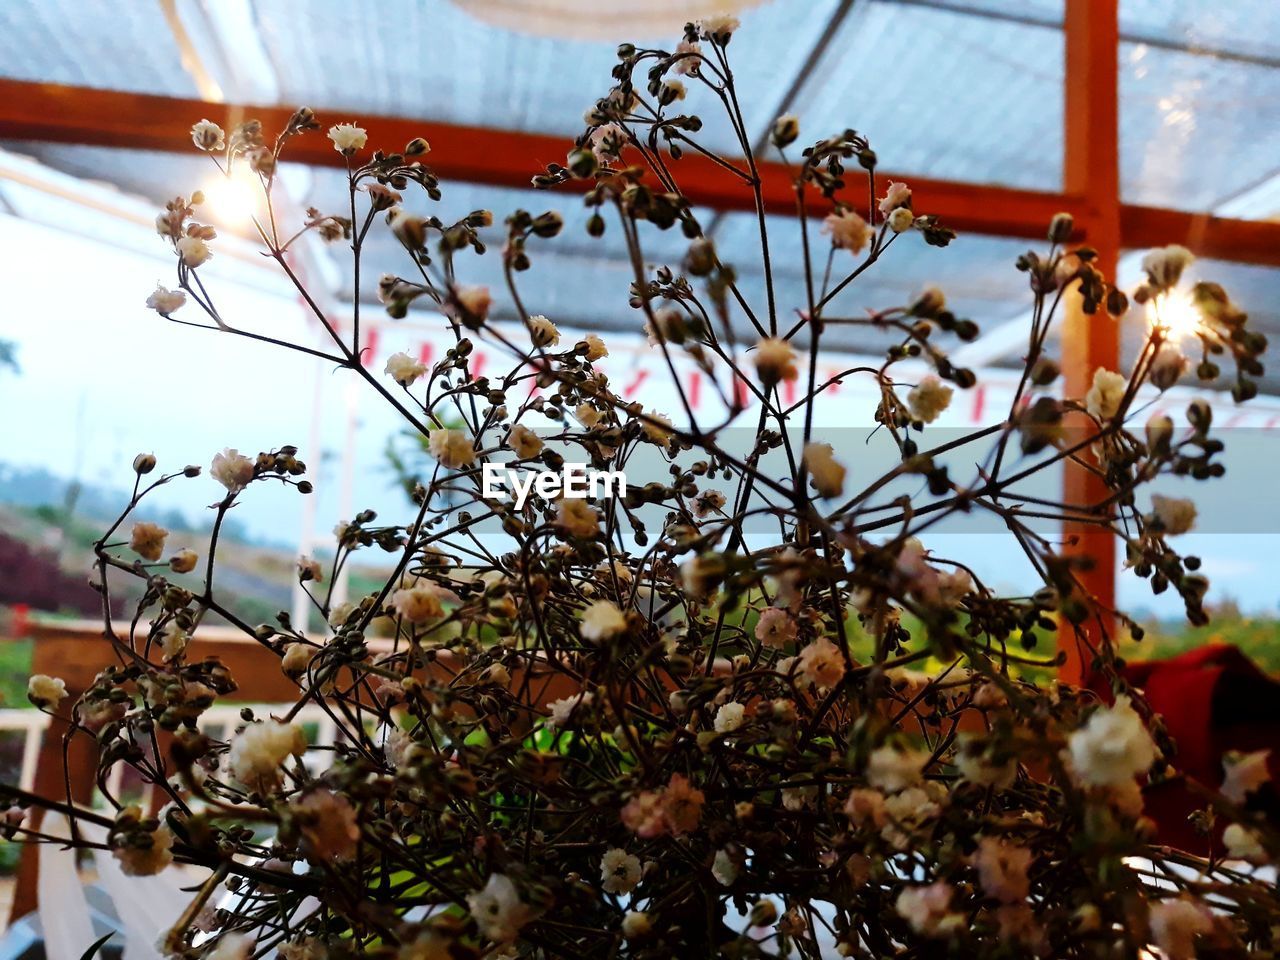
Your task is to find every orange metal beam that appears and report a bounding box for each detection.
[0,78,1082,240]
[3,79,1278,264]
[1060,0,1120,684]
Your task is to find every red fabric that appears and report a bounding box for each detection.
[1088,644,1280,854]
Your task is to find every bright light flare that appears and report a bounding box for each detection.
[1146,287,1202,343]
[202,169,263,227]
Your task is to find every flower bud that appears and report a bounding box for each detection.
[404,137,430,156]
[1048,212,1074,244]
[133,453,157,474]
[1145,414,1174,454]
[770,114,800,149]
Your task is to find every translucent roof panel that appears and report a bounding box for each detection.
[0,0,199,97]
[1120,0,1280,63]
[250,0,842,154]
[790,0,1064,190]
[1119,40,1280,214]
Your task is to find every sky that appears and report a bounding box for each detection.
[3,206,1280,622]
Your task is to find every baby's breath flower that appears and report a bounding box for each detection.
[803,442,846,498]
[797,637,845,690]
[1221,749,1271,804]
[1084,368,1127,420]
[866,744,928,793]
[582,334,609,361]
[211,448,255,493]
[129,521,169,561]
[427,429,476,469]
[822,208,872,254]
[600,848,641,894]
[1067,695,1156,787]
[878,181,911,216]
[191,119,225,151]
[506,424,543,459]
[907,376,953,424]
[327,123,367,155]
[1149,494,1196,536]
[176,235,212,268]
[146,284,186,315]
[527,315,560,348]
[580,599,627,642]
[113,824,174,876]
[753,337,798,385]
[896,882,962,938]
[27,674,66,710]
[714,701,745,733]
[385,351,427,387]
[390,584,446,622]
[557,498,601,539]
[1141,244,1194,291]
[228,720,306,791]
[755,607,798,648]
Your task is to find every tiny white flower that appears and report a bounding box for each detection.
[907,376,953,424]
[797,637,845,690]
[190,119,225,151]
[1084,368,1127,420]
[129,521,169,562]
[384,351,426,387]
[557,498,601,539]
[753,337,798,385]
[698,14,740,39]
[228,720,306,791]
[711,848,739,885]
[1150,494,1197,536]
[582,334,609,361]
[390,584,445,623]
[866,744,928,793]
[1141,244,1194,291]
[822,208,872,254]
[896,882,961,938]
[211,448,255,493]
[506,424,543,459]
[1222,749,1271,804]
[546,691,593,729]
[803,442,846,498]
[114,824,174,876]
[176,236,212,268]
[146,284,186,315]
[714,701,746,733]
[327,123,368,155]
[158,621,188,662]
[527,314,560,348]
[1223,823,1268,864]
[1067,695,1157,787]
[427,429,476,469]
[878,181,912,216]
[580,600,627,642]
[297,555,324,583]
[600,848,642,894]
[281,642,315,676]
[27,674,67,710]
[642,410,674,450]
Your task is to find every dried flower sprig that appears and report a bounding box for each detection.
[6,20,1276,960]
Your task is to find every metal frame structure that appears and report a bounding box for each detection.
[1,1,1278,680]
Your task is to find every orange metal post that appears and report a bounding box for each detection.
[1060,0,1121,683]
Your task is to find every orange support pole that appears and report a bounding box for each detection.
[1060,0,1121,683]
